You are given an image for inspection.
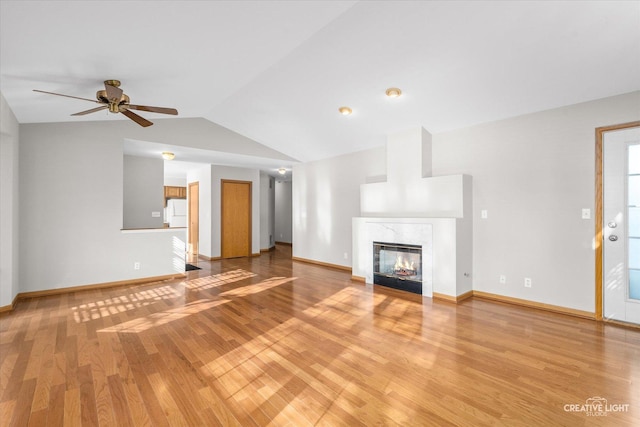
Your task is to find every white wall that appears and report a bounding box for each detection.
[433,91,640,312]
[275,180,292,243]
[123,155,164,229]
[19,121,187,293]
[16,117,284,294]
[164,176,187,187]
[260,173,275,250]
[293,91,640,312]
[0,93,19,307]
[293,146,386,266]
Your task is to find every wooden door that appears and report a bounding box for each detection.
[221,180,252,258]
[188,182,199,257]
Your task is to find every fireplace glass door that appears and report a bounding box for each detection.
[373,242,422,294]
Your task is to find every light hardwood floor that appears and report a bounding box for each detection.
[1,245,639,426]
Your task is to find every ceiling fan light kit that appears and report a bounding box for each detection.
[33,80,178,127]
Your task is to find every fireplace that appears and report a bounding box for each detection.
[373,242,422,294]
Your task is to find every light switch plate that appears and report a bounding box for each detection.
[481,210,488,219]
[152,211,161,217]
[581,208,591,219]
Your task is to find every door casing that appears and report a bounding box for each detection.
[595,121,640,320]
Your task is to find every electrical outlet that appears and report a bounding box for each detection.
[524,278,532,288]
[581,208,591,219]
[344,252,348,260]
[499,275,506,284]
[134,262,141,270]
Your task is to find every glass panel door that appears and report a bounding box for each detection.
[628,144,640,300]
[603,127,640,324]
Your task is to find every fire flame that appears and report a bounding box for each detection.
[394,255,414,271]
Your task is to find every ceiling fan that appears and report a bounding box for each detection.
[33,80,178,127]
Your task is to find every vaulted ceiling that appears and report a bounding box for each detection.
[1,1,639,165]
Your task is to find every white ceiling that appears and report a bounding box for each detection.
[1,1,639,165]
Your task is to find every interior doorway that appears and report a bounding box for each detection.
[188,181,199,260]
[221,180,252,258]
[596,121,640,324]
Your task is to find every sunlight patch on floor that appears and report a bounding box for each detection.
[301,287,383,328]
[71,285,182,323]
[96,275,297,334]
[97,299,226,333]
[182,269,257,291]
[219,277,296,297]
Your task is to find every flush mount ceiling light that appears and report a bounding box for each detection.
[162,151,175,160]
[385,87,402,98]
[338,106,352,115]
[278,167,287,175]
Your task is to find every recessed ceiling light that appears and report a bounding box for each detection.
[162,151,175,160]
[338,106,352,115]
[278,167,286,175]
[385,87,402,98]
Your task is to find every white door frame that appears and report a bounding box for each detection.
[595,121,640,321]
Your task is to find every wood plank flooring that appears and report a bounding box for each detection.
[1,245,639,426]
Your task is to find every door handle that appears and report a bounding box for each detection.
[609,235,618,242]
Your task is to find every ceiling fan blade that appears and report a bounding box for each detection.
[104,81,123,103]
[71,106,108,116]
[33,89,100,104]
[126,104,178,115]
[121,109,153,127]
